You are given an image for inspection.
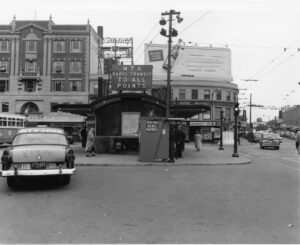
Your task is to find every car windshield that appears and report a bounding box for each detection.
[262,133,276,139]
[13,133,68,146]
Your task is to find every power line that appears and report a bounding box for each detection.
[258,51,299,78]
[180,11,211,35]
[246,39,300,79]
[135,32,160,63]
[133,22,159,56]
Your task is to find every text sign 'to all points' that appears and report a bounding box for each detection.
[111,65,153,91]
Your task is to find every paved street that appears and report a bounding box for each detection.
[0,139,299,243]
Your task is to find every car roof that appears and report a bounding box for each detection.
[17,127,65,135]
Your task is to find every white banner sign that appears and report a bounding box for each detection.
[144,43,233,82]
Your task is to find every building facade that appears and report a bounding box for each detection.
[0,17,102,114]
[281,105,300,128]
[144,43,239,140]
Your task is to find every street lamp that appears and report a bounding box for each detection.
[160,9,183,117]
[232,102,240,157]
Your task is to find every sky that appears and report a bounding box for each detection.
[1,0,299,122]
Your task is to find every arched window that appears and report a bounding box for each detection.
[20,102,39,114]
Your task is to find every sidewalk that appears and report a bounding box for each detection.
[73,142,251,166]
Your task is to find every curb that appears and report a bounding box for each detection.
[74,160,252,167]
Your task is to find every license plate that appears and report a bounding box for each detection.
[31,162,47,169]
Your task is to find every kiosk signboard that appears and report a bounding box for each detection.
[111,65,153,91]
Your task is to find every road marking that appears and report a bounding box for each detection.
[281,157,300,164]
[272,160,299,171]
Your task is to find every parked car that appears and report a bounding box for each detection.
[1,127,76,188]
[260,133,281,150]
[253,132,263,143]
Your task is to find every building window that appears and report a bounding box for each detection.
[24,80,36,92]
[203,111,211,120]
[53,61,65,73]
[226,107,231,121]
[50,103,58,112]
[226,91,231,101]
[0,80,9,92]
[0,40,9,52]
[215,107,222,120]
[52,80,63,91]
[191,89,198,100]
[70,40,81,53]
[25,61,37,72]
[26,40,37,52]
[216,90,222,100]
[53,41,65,53]
[69,80,81,92]
[204,90,210,100]
[171,88,174,100]
[179,89,186,100]
[233,92,237,102]
[1,102,9,112]
[70,61,81,73]
[0,61,8,73]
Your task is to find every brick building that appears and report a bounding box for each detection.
[281,105,300,128]
[0,16,102,114]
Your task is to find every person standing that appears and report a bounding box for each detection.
[175,124,185,158]
[194,130,202,151]
[85,128,96,157]
[80,125,87,148]
[168,125,176,163]
[296,129,300,155]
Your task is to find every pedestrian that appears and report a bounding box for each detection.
[194,130,202,151]
[85,127,96,157]
[168,125,176,163]
[296,129,300,155]
[175,124,185,158]
[80,125,87,148]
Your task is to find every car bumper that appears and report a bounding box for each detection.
[1,168,76,177]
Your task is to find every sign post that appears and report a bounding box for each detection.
[111,65,153,91]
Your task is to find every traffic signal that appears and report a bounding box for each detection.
[234,103,240,116]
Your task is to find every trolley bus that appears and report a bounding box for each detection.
[0,113,26,145]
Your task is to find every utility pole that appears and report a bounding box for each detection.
[160,10,183,118]
[249,93,254,142]
[219,110,224,150]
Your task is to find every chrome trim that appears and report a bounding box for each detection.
[1,168,76,177]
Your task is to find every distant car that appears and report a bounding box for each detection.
[253,132,263,143]
[260,133,281,150]
[1,127,76,188]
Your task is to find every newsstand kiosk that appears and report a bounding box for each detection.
[139,117,170,162]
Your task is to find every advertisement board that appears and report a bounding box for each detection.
[111,65,153,91]
[101,37,133,60]
[144,43,232,82]
[121,112,140,136]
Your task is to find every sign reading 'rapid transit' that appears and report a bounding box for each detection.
[111,65,153,91]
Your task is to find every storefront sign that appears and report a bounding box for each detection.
[146,121,159,132]
[111,65,152,91]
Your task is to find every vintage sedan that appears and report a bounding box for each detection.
[260,133,281,150]
[1,127,76,188]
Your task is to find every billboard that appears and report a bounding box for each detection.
[144,43,233,82]
[111,65,153,91]
[101,37,133,60]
